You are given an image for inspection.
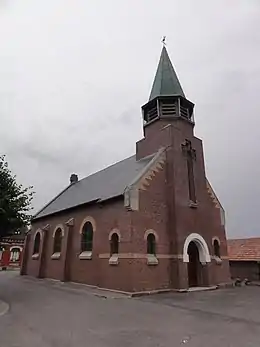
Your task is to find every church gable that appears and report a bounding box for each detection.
[124,148,166,211]
[206,179,225,227]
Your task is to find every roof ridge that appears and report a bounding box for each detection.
[78,152,155,184]
[79,154,135,183]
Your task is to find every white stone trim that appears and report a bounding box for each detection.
[206,179,226,226]
[10,246,23,252]
[212,255,222,265]
[42,224,50,231]
[33,229,43,241]
[65,218,74,226]
[147,254,159,265]
[79,251,92,260]
[124,148,166,211]
[144,229,159,242]
[99,253,183,259]
[212,236,221,246]
[79,216,96,234]
[51,252,61,260]
[52,224,65,238]
[108,229,121,241]
[183,233,211,263]
[109,254,119,265]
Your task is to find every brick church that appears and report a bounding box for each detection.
[21,45,231,292]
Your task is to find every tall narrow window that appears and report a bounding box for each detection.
[53,228,62,254]
[110,233,119,255]
[213,239,220,258]
[81,222,93,252]
[147,233,156,255]
[33,232,41,255]
[182,140,196,203]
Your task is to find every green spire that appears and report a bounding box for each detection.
[149,46,185,101]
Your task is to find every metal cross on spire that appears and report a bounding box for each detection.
[162,36,166,46]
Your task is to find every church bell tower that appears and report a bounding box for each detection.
[136,44,195,160]
[142,46,194,127]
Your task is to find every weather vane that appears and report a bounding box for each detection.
[162,36,166,46]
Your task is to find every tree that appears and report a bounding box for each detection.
[0,155,34,239]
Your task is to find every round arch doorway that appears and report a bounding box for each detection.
[187,241,201,287]
[183,233,211,288]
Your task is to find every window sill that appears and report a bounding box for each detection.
[214,256,222,265]
[189,201,198,208]
[109,254,119,265]
[147,254,159,265]
[32,253,39,260]
[51,252,61,260]
[79,251,92,260]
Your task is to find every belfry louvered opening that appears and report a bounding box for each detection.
[179,98,193,121]
[142,96,194,126]
[160,100,177,117]
[143,99,159,124]
[146,104,158,122]
[180,105,189,118]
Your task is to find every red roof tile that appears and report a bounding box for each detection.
[228,238,260,261]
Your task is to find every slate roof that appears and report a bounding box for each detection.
[228,238,260,261]
[34,153,155,220]
[149,46,185,101]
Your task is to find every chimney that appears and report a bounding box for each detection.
[70,174,78,184]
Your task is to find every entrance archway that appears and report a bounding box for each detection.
[187,241,200,287]
[183,233,211,287]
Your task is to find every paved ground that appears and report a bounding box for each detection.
[0,272,260,346]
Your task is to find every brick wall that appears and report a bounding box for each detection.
[136,117,231,288]
[23,116,231,291]
[24,159,174,292]
[229,261,260,281]
[130,153,172,291]
[25,199,136,290]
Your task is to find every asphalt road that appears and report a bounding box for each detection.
[0,271,260,346]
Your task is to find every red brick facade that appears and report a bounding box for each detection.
[0,232,25,269]
[21,114,231,292]
[21,47,231,292]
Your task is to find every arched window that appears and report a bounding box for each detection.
[10,247,21,262]
[81,222,93,252]
[33,232,41,255]
[147,233,156,255]
[213,239,220,258]
[53,228,62,254]
[110,233,119,255]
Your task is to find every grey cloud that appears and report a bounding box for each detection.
[1,0,260,237]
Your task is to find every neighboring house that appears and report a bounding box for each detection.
[228,238,260,281]
[0,227,27,269]
[20,45,231,293]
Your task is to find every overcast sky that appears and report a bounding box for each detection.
[0,0,259,238]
